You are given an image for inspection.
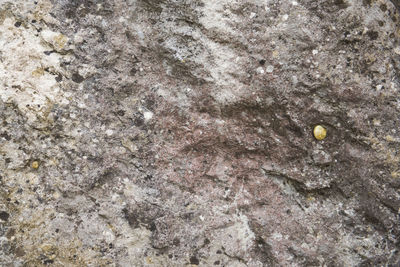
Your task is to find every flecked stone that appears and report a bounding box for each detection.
[1,0,400,266]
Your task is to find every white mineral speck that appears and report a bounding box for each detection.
[282,14,289,21]
[292,75,298,85]
[74,35,84,44]
[271,232,283,240]
[250,12,256,19]
[256,67,264,74]
[312,50,318,55]
[144,111,154,121]
[266,65,274,73]
[106,129,114,136]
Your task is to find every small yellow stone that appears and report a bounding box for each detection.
[40,244,53,252]
[385,135,395,142]
[32,68,45,77]
[31,161,39,169]
[54,34,68,49]
[313,125,327,140]
[391,171,400,179]
[306,195,315,202]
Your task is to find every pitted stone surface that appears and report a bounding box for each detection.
[1,0,400,266]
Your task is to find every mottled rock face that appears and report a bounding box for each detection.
[1,0,400,266]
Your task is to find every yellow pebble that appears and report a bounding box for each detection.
[313,125,327,140]
[31,161,39,169]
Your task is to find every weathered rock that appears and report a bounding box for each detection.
[1,0,400,266]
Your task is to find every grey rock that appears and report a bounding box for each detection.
[0,0,400,266]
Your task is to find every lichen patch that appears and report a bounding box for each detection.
[0,16,70,123]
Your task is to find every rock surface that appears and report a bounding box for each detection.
[1,0,400,266]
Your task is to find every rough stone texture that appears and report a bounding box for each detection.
[1,0,400,266]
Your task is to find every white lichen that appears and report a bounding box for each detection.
[0,16,70,123]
